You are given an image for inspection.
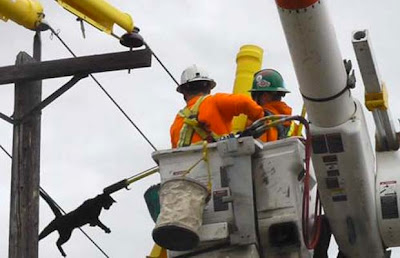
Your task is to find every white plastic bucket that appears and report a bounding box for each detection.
[152,177,210,251]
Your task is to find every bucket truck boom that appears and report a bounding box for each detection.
[275,0,398,257]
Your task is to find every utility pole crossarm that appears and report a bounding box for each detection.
[0,48,152,85]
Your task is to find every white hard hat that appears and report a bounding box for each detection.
[177,64,216,93]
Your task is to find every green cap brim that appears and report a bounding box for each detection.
[249,87,290,93]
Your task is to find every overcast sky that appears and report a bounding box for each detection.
[1,0,400,257]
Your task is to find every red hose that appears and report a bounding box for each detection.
[299,117,322,249]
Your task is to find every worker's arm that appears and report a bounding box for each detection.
[213,93,264,121]
[170,114,182,148]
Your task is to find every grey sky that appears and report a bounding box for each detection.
[1,0,400,257]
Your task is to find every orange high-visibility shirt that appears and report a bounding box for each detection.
[259,101,293,142]
[170,93,264,148]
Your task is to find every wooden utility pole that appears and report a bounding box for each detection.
[2,38,151,256]
[9,32,42,258]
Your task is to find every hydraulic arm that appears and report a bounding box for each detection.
[275,0,385,256]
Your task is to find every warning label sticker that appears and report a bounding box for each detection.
[331,188,347,202]
[380,181,397,195]
[379,181,399,219]
[380,181,397,186]
[325,163,338,171]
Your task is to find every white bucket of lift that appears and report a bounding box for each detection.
[152,177,210,251]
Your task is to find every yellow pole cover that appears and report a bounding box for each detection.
[233,45,264,95]
[56,0,134,34]
[0,0,44,30]
[231,45,263,133]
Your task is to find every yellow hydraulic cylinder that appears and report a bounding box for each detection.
[0,0,44,30]
[231,45,263,133]
[55,0,134,34]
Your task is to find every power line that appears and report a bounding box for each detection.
[0,143,12,159]
[48,26,158,151]
[143,41,180,86]
[0,143,110,258]
[111,31,179,87]
[89,74,158,151]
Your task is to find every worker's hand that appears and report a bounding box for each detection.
[240,127,265,139]
[240,120,266,139]
[239,128,254,138]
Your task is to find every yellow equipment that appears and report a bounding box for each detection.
[147,243,167,258]
[233,45,264,95]
[0,0,44,30]
[297,104,306,136]
[365,83,389,111]
[55,0,134,35]
[231,45,263,133]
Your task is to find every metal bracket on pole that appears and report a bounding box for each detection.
[16,74,88,124]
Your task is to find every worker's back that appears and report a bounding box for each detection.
[170,93,263,148]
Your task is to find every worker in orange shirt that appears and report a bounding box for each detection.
[170,65,264,148]
[249,69,296,142]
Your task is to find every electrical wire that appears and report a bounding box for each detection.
[108,32,179,87]
[0,143,110,258]
[48,26,158,151]
[89,74,158,151]
[0,143,12,159]
[143,41,180,86]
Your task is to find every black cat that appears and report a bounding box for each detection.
[39,191,116,257]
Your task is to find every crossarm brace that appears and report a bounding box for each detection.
[17,74,88,123]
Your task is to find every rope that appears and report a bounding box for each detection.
[202,141,212,192]
[0,143,110,258]
[48,25,158,151]
[182,141,212,192]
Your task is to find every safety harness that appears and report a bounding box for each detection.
[177,96,220,147]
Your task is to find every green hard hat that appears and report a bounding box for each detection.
[249,69,290,93]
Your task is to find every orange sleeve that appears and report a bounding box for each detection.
[170,114,182,148]
[259,128,278,142]
[213,93,264,121]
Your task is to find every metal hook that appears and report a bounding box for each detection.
[77,18,86,39]
[128,48,133,74]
